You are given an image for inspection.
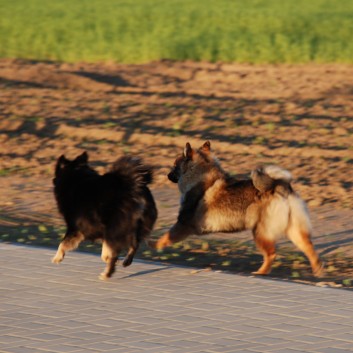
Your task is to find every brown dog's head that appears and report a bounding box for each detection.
[167,155,184,183]
[167,141,215,189]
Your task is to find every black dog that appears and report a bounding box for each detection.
[52,152,157,280]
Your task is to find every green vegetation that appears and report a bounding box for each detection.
[1,217,353,288]
[0,0,353,63]
[0,166,29,176]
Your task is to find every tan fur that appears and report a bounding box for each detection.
[152,141,323,277]
[99,241,118,280]
[201,179,247,232]
[52,232,85,264]
[101,241,112,263]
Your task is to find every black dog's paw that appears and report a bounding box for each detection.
[122,256,133,267]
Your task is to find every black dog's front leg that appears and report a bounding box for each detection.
[52,230,84,264]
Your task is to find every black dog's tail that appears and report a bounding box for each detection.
[111,156,154,188]
[251,165,293,196]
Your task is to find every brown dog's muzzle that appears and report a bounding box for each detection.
[168,169,179,183]
[168,155,183,183]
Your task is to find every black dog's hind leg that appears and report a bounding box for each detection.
[122,215,155,268]
[123,234,140,267]
[52,230,84,264]
[122,245,138,267]
[99,243,120,280]
[101,240,112,263]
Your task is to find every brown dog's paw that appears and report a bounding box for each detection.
[148,235,172,251]
[251,270,269,276]
[313,261,325,277]
[51,253,64,264]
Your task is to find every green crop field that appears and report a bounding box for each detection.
[1,0,353,64]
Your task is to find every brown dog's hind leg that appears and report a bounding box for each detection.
[252,234,276,275]
[52,231,84,264]
[149,223,195,251]
[287,229,324,277]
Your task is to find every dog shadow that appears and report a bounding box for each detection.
[120,265,172,279]
[314,229,353,256]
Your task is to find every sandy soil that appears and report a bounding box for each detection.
[0,59,352,288]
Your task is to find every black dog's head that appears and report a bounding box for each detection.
[53,152,89,185]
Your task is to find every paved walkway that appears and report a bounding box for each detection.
[1,244,353,353]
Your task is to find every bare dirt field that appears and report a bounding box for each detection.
[0,59,352,288]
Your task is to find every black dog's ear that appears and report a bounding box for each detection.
[75,151,88,165]
[200,141,211,153]
[57,154,68,166]
[56,155,68,173]
[183,142,193,160]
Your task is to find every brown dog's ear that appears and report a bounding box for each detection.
[183,142,193,160]
[200,141,211,153]
[75,151,88,165]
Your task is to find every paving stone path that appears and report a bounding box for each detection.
[1,243,353,353]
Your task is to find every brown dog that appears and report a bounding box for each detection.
[151,141,323,276]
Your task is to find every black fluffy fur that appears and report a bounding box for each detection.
[52,152,157,279]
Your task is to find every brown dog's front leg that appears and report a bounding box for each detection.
[150,223,195,251]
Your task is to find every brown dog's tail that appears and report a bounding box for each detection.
[251,165,293,196]
[111,156,154,187]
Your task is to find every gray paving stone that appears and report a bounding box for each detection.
[1,348,51,353]
[271,348,310,353]
[37,344,84,353]
[1,244,353,353]
[316,349,353,353]
[327,333,353,343]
